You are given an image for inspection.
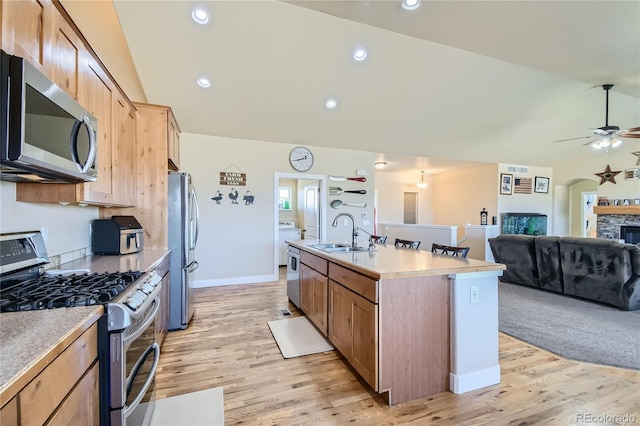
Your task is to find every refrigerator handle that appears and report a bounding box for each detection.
[191,187,200,249]
[189,261,199,273]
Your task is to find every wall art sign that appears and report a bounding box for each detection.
[219,172,246,186]
[534,176,549,194]
[624,168,639,181]
[514,177,532,194]
[500,173,513,195]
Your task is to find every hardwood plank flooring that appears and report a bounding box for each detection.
[155,279,640,425]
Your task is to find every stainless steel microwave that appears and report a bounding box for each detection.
[0,50,97,183]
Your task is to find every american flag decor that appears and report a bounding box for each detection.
[514,177,532,194]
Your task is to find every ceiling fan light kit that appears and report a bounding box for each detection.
[553,84,640,152]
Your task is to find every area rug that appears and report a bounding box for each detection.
[498,282,640,370]
[268,316,334,358]
[150,387,224,425]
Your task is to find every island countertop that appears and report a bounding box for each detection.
[287,239,505,280]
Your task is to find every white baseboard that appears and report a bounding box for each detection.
[449,364,500,394]
[192,275,276,288]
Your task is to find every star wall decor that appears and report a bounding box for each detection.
[632,151,640,166]
[595,164,622,185]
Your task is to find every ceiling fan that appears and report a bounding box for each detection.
[553,84,640,150]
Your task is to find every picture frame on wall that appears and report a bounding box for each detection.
[534,176,550,193]
[500,173,513,195]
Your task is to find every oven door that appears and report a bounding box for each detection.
[110,297,160,426]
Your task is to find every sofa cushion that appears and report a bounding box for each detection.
[488,235,539,288]
[559,237,640,310]
[534,236,563,293]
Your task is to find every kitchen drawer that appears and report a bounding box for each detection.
[329,263,378,303]
[20,323,98,426]
[301,251,328,275]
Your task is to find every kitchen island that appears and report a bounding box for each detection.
[287,240,506,405]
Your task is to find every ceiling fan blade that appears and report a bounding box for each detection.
[619,126,640,138]
[553,136,593,143]
[582,140,597,146]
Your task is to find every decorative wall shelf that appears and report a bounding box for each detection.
[593,206,640,215]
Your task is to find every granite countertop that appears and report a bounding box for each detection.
[287,239,505,280]
[0,248,171,405]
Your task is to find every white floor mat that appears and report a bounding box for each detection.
[267,316,334,358]
[150,387,224,425]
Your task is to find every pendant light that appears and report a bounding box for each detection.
[416,171,428,189]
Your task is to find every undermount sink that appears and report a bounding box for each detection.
[309,243,370,253]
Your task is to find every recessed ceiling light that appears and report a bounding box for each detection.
[353,47,367,62]
[401,0,421,11]
[191,8,209,24]
[197,77,211,88]
[325,98,337,109]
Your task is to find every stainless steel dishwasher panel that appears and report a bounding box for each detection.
[286,246,300,308]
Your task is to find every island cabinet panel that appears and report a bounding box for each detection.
[378,275,450,405]
[300,263,328,335]
[328,280,378,389]
[301,251,328,276]
[328,263,378,303]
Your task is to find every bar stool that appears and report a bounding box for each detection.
[431,243,470,258]
[371,235,388,244]
[394,238,421,250]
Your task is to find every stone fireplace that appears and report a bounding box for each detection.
[596,213,640,242]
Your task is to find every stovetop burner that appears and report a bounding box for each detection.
[0,271,142,312]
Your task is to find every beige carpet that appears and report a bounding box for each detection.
[268,316,334,358]
[149,387,224,425]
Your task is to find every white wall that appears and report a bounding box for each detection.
[374,171,434,226]
[497,163,554,233]
[181,133,376,286]
[0,181,98,260]
[432,164,498,227]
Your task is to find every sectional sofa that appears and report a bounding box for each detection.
[488,234,640,311]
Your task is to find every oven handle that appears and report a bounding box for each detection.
[123,296,159,347]
[122,341,160,419]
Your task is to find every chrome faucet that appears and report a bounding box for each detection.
[332,213,358,248]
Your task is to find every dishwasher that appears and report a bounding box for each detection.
[286,245,300,308]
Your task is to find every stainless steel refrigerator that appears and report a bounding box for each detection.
[168,171,199,330]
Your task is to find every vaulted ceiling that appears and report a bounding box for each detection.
[74,1,640,179]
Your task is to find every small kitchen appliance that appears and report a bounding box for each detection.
[0,230,161,425]
[92,216,144,255]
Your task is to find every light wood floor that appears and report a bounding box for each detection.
[155,279,640,425]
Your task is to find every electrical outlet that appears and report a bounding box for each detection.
[470,286,480,304]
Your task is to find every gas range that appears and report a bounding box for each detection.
[0,231,161,330]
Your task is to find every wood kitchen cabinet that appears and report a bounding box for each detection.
[108,102,180,249]
[0,0,55,73]
[50,11,81,100]
[328,265,378,389]
[300,251,329,336]
[3,321,101,426]
[112,91,137,207]
[168,110,181,171]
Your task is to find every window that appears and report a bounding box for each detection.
[279,187,292,210]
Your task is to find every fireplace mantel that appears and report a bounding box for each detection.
[594,206,640,215]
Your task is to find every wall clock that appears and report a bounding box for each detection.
[289,146,314,172]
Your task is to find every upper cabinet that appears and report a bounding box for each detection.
[4,0,138,207]
[1,0,55,73]
[167,109,181,171]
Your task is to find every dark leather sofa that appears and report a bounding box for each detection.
[488,234,640,311]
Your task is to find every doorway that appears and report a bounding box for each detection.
[273,173,327,279]
[582,191,597,238]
